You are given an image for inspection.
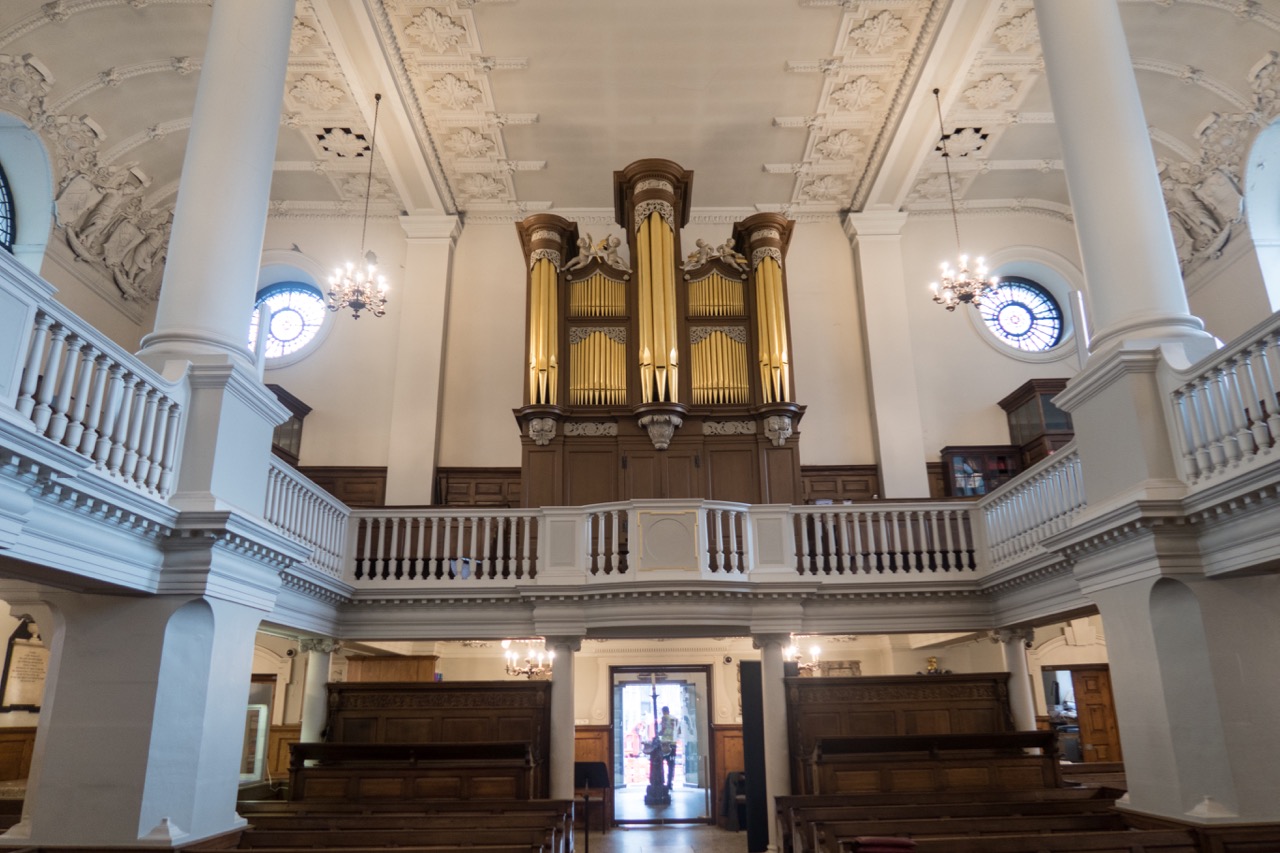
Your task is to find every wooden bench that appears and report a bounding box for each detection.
[778,788,1117,853]
[809,732,1061,795]
[239,826,557,850]
[859,828,1200,853]
[811,813,1127,853]
[288,741,535,802]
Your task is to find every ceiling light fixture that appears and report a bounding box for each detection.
[327,93,388,319]
[928,88,997,311]
[501,639,554,680]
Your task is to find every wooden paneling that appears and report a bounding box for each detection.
[712,724,744,829]
[524,448,563,508]
[566,449,618,506]
[297,466,387,507]
[707,446,757,502]
[268,723,301,780]
[434,468,522,507]
[347,655,438,683]
[326,681,552,797]
[785,673,1013,794]
[574,726,610,765]
[800,465,881,504]
[0,727,36,781]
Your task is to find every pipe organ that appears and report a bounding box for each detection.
[514,160,804,506]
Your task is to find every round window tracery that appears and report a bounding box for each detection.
[248,282,327,360]
[979,277,1063,352]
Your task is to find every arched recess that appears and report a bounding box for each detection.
[1244,118,1280,312]
[0,112,54,273]
[1149,578,1237,815]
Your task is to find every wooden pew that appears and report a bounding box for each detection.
[847,828,1201,853]
[809,732,1061,795]
[777,788,1117,853]
[239,798,573,853]
[288,741,534,803]
[238,826,557,850]
[811,813,1127,853]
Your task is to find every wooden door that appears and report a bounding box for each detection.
[1071,666,1123,763]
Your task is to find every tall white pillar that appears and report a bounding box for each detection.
[299,638,338,743]
[843,212,931,498]
[1032,0,1211,356]
[383,214,461,504]
[995,628,1037,732]
[140,0,297,364]
[0,586,269,847]
[754,633,792,853]
[545,636,580,800]
[134,0,297,516]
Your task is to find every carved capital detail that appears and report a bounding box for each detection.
[638,412,682,450]
[764,414,793,447]
[528,416,557,446]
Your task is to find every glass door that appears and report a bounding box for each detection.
[610,666,712,825]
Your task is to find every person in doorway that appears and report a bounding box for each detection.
[658,705,680,789]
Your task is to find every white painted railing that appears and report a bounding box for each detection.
[348,507,540,583]
[265,457,350,579]
[1168,312,1280,483]
[8,276,186,498]
[977,443,1084,568]
[790,503,978,575]
[706,505,748,574]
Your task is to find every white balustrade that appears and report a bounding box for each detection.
[1168,314,1280,483]
[265,457,351,579]
[789,502,976,575]
[977,443,1084,568]
[586,505,629,575]
[13,304,186,498]
[348,507,540,584]
[706,505,747,573]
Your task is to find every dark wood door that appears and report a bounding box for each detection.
[1071,666,1123,763]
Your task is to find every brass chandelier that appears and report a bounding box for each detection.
[928,88,998,311]
[327,93,388,319]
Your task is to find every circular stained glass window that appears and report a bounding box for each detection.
[248,282,327,360]
[979,277,1063,352]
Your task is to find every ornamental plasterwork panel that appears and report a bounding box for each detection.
[782,2,947,210]
[963,74,1018,111]
[993,10,1038,54]
[375,0,528,213]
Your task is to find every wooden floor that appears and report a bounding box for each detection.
[584,824,744,853]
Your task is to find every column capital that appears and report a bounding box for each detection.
[992,627,1035,647]
[400,212,461,243]
[299,638,340,655]
[752,633,793,651]
[843,210,909,242]
[542,635,582,654]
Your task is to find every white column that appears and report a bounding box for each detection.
[0,587,268,847]
[843,212,931,498]
[546,636,581,800]
[383,214,461,504]
[140,0,297,364]
[299,638,338,743]
[754,633,792,853]
[1032,0,1211,356]
[995,628,1037,732]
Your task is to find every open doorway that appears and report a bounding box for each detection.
[1041,664,1123,763]
[610,665,712,825]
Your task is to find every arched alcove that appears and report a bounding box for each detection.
[0,112,54,273]
[1244,118,1280,312]
[1149,578,1237,814]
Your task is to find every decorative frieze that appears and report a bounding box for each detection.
[564,422,618,437]
[702,421,756,436]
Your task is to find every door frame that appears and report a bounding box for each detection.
[608,663,715,825]
[1041,663,1122,764]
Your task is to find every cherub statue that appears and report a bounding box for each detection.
[682,238,715,269]
[599,234,629,271]
[564,234,594,271]
[716,237,749,272]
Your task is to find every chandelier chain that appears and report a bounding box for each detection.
[360,93,381,257]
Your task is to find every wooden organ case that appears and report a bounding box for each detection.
[514,159,805,507]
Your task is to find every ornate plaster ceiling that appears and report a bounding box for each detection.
[0,0,1276,303]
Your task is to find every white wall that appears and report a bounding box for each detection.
[902,213,1085,460]
[437,222,527,468]
[261,217,407,467]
